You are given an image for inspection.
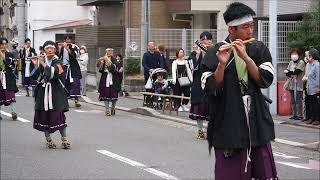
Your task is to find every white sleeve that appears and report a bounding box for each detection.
[172,60,177,84]
[83,54,89,66]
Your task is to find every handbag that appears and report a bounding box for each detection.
[177,62,191,87]
[178,76,191,87]
[145,76,153,89]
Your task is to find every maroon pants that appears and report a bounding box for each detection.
[214,143,278,180]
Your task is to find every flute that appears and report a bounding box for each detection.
[194,40,208,52]
[26,54,55,59]
[57,42,74,45]
[218,38,255,51]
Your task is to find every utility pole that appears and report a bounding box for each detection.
[16,0,26,46]
[140,0,150,74]
[269,0,278,115]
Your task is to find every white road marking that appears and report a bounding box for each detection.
[97,150,178,180]
[74,109,103,113]
[275,138,306,146]
[276,161,312,170]
[0,111,31,122]
[273,152,299,159]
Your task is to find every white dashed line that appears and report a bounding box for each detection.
[1,111,31,122]
[97,150,178,180]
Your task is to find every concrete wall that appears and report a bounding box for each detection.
[97,5,123,26]
[125,0,190,29]
[193,13,210,29]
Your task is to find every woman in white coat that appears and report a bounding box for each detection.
[171,48,193,112]
[78,46,89,96]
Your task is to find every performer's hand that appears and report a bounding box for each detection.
[56,64,64,74]
[38,56,45,67]
[63,42,69,49]
[99,56,105,62]
[30,56,38,66]
[233,39,249,61]
[195,47,201,55]
[216,45,232,65]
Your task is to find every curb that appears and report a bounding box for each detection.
[280,121,320,130]
[79,96,200,127]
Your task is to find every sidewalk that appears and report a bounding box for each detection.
[80,89,320,151]
[83,89,320,129]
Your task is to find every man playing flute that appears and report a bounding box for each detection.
[201,2,278,179]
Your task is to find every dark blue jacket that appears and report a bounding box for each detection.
[142,51,164,78]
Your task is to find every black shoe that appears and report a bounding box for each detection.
[289,116,297,119]
[294,116,303,120]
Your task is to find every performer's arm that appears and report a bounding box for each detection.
[42,60,63,80]
[233,40,260,82]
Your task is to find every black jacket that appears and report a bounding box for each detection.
[20,47,37,73]
[59,46,82,79]
[99,56,122,92]
[1,52,18,93]
[202,37,275,149]
[31,58,69,112]
[189,51,206,104]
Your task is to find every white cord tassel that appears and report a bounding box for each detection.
[0,71,7,89]
[243,95,252,173]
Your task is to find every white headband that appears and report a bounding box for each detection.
[227,15,253,27]
[44,44,56,49]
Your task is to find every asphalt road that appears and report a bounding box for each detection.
[1,93,319,180]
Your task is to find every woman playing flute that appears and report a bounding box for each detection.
[30,40,70,149]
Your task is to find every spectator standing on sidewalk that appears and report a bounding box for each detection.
[115,54,124,95]
[142,41,164,106]
[284,48,305,120]
[302,51,311,122]
[78,45,89,96]
[172,48,192,112]
[304,48,320,125]
[142,41,164,83]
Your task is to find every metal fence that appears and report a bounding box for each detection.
[258,20,299,63]
[126,28,217,58]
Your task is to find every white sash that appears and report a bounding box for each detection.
[65,65,74,83]
[105,68,113,87]
[25,61,31,77]
[43,82,53,111]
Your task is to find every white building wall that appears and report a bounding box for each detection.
[191,0,258,42]
[33,28,74,53]
[26,0,93,48]
[262,0,313,16]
